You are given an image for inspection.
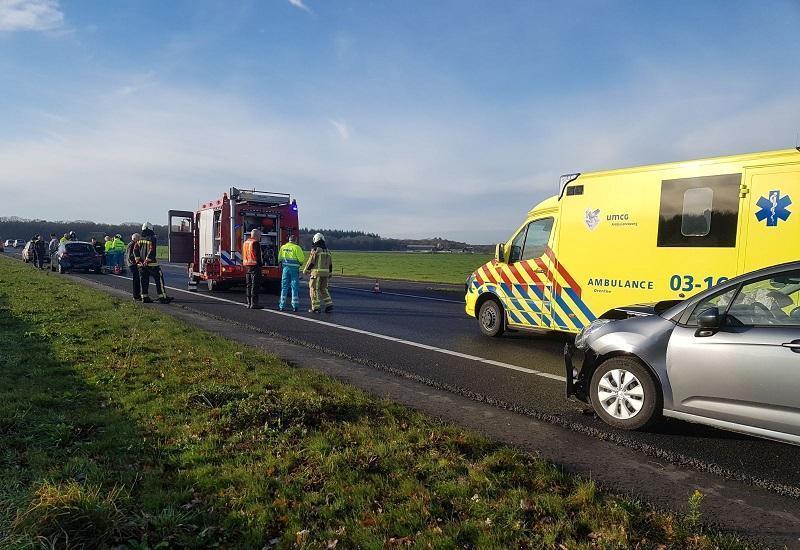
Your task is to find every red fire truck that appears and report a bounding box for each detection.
[168,188,299,291]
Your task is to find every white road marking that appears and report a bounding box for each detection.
[111,272,566,383]
[159,263,464,304]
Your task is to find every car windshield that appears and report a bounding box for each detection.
[65,243,93,254]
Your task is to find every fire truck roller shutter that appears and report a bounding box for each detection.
[199,209,216,259]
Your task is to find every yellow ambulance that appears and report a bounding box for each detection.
[466,148,800,336]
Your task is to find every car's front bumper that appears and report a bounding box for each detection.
[564,343,595,403]
[465,290,477,317]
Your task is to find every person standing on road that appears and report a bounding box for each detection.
[303,233,333,313]
[48,233,59,259]
[91,237,105,267]
[103,236,114,271]
[243,229,264,309]
[33,235,47,270]
[111,233,126,273]
[277,234,305,312]
[134,222,172,304]
[126,233,142,301]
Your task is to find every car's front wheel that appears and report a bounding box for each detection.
[477,298,505,337]
[590,356,660,430]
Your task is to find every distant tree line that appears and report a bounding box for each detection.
[0,217,167,243]
[0,217,487,252]
[299,227,489,252]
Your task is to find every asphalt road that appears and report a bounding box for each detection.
[8,250,800,499]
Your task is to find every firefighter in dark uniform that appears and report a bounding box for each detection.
[303,233,334,313]
[242,229,264,309]
[135,222,172,304]
[126,233,142,301]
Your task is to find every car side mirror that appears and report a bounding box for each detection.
[495,243,505,263]
[697,307,721,329]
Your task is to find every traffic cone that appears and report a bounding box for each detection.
[373,280,381,294]
[114,264,121,275]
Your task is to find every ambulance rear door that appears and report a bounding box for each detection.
[741,163,800,274]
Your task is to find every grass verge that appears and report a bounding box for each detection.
[157,248,489,286]
[0,256,745,548]
[327,251,493,285]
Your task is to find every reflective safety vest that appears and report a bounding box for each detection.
[104,241,113,252]
[111,238,126,252]
[136,236,158,266]
[242,238,260,267]
[278,242,305,268]
[307,248,332,276]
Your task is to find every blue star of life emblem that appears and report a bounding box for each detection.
[755,190,792,227]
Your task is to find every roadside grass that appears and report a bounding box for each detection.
[157,246,491,285]
[329,251,493,285]
[0,256,746,548]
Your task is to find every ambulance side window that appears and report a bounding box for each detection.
[521,217,554,261]
[657,173,740,247]
[508,227,527,263]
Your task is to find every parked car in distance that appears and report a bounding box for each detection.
[51,241,103,274]
[2,239,10,249]
[12,239,25,248]
[566,261,800,446]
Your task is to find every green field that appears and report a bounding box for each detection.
[158,247,491,285]
[331,251,493,285]
[0,256,736,548]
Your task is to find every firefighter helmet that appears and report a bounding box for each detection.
[142,222,153,231]
[313,233,324,244]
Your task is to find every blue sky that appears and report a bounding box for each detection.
[1,0,798,243]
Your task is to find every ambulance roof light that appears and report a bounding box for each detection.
[558,173,581,199]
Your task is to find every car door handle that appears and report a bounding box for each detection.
[781,340,800,352]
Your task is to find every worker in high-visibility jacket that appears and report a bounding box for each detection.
[277,234,305,312]
[103,235,114,271]
[242,229,264,309]
[302,233,333,313]
[111,233,126,273]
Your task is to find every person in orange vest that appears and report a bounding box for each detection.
[242,229,263,309]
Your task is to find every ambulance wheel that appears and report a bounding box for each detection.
[478,298,505,337]
[589,356,661,430]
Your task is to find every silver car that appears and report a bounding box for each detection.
[566,261,800,446]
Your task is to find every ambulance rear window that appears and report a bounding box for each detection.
[657,173,740,247]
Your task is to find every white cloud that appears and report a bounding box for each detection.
[0,66,797,243]
[328,118,350,141]
[0,0,64,32]
[287,0,312,14]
